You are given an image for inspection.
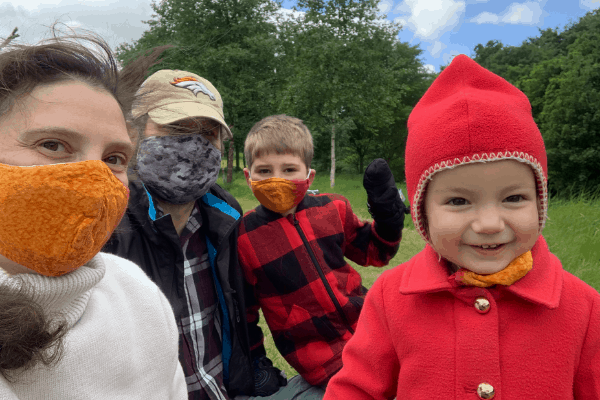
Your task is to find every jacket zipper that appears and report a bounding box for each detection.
[292,215,355,335]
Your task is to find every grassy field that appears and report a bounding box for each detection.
[218,168,600,378]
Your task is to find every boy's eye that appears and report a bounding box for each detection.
[447,198,468,206]
[258,169,270,174]
[505,194,524,203]
[285,168,297,173]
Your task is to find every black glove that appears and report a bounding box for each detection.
[252,356,288,397]
[363,159,410,241]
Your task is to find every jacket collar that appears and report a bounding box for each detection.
[127,180,240,251]
[399,235,563,309]
[254,194,315,222]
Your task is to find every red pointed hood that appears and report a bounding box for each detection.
[405,55,548,243]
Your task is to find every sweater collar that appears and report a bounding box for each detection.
[398,235,562,309]
[0,253,106,328]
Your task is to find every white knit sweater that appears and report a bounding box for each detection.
[0,252,187,400]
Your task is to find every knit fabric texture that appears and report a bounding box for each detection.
[0,160,129,276]
[455,250,533,287]
[0,252,187,399]
[404,54,548,244]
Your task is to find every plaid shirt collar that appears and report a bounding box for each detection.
[254,194,314,222]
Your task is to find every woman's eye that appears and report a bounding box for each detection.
[40,140,66,152]
[505,194,523,203]
[448,198,468,206]
[104,155,127,166]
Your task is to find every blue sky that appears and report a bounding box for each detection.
[284,0,599,72]
[1,0,598,72]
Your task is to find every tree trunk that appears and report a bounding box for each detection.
[235,143,240,170]
[359,153,364,174]
[330,118,336,188]
[227,139,234,183]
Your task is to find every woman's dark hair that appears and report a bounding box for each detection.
[0,30,169,382]
[0,277,68,382]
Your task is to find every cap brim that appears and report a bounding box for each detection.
[148,102,233,139]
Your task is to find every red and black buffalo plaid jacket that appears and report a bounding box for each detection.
[238,193,401,386]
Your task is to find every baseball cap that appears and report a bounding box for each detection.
[132,69,233,140]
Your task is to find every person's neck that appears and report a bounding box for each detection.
[155,199,196,236]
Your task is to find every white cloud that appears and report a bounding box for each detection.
[0,0,154,50]
[378,0,394,15]
[470,11,498,24]
[427,40,447,57]
[393,0,466,41]
[275,7,305,20]
[470,1,544,25]
[393,16,408,27]
[422,63,436,73]
[580,0,600,9]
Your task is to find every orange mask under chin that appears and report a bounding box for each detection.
[0,160,129,276]
[455,251,533,287]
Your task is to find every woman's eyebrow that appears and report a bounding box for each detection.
[22,127,136,156]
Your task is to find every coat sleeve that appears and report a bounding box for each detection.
[574,294,600,399]
[237,227,267,361]
[324,272,399,400]
[337,195,400,267]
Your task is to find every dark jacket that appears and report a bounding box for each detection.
[102,180,254,397]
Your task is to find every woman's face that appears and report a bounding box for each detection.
[0,80,134,275]
[0,80,134,187]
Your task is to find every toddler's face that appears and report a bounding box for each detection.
[424,160,540,274]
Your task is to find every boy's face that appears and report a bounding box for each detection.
[424,160,540,275]
[244,152,315,216]
[244,152,313,182]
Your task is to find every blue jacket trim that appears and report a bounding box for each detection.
[206,236,232,384]
[142,183,158,222]
[201,192,241,220]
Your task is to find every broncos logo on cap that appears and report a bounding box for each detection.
[170,77,216,100]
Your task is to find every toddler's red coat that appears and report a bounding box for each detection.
[324,236,600,399]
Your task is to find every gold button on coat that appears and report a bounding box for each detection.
[474,297,491,313]
[477,382,495,399]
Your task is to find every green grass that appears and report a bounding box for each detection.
[218,169,600,378]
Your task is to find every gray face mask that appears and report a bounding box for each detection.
[135,134,221,205]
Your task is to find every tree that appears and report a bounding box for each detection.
[472,8,600,196]
[279,0,411,186]
[0,27,19,50]
[538,24,600,195]
[116,0,282,167]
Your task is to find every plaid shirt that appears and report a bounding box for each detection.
[154,202,229,400]
[238,193,401,386]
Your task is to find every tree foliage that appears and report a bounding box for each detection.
[473,9,600,196]
[116,0,432,183]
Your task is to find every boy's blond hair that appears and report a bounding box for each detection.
[244,115,313,170]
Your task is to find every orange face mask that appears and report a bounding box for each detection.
[0,160,129,276]
[248,170,311,214]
